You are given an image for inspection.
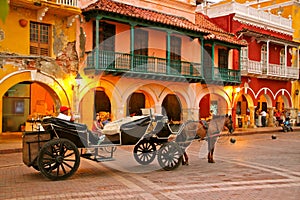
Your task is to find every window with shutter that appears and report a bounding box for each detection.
[30,22,50,56]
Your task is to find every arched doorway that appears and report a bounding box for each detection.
[236,94,250,128]
[162,94,181,121]
[94,90,111,113]
[2,82,58,132]
[0,70,70,134]
[127,92,145,116]
[199,93,227,120]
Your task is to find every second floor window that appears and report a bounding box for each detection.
[134,29,148,56]
[261,44,267,64]
[280,48,285,66]
[169,36,181,61]
[241,47,248,60]
[218,49,228,68]
[93,21,116,51]
[30,22,50,56]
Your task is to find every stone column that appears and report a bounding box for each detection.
[115,105,125,120]
[249,106,256,128]
[267,107,275,127]
[154,104,162,115]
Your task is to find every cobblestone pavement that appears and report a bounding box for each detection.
[0,131,300,200]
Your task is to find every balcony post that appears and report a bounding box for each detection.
[130,23,136,70]
[285,44,287,76]
[95,16,102,69]
[297,47,300,69]
[267,40,270,75]
[166,31,171,74]
[212,42,215,79]
[201,38,204,78]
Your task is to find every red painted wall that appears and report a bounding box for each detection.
[241,77,291,106]
[199,94,210,118]
[233,49,239,70]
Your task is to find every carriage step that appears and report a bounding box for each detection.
[95,157,115,162]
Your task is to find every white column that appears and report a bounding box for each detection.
[285,44,287,76]
[267,40,270,75]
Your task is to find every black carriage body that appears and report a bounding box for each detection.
[120,116,151,145]
[42,117,99,148]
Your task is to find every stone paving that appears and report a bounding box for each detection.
[0,129,300,199]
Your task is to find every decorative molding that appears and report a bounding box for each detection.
[67,15,79,28]
[37,7,48,21]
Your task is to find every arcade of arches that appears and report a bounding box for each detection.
[1,76,294,133]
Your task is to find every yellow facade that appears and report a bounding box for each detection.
[0,0,81,133]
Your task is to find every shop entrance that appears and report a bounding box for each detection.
[2,82,57,132]
[162,94,181,121]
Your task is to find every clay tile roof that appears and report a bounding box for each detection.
[82,0,210,34]
[235,22,295,42]
[195,13,247,46]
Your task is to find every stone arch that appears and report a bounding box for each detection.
[255,88,274,107]
[79,77,122,125]
[274,89,292,108]
[195,86,231,119]
[0,70,69,133]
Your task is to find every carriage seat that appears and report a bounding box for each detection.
[42,117,99,147]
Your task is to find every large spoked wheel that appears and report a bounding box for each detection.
[37,138,80,181]
[157,142,183,171]
[133,140,157,165]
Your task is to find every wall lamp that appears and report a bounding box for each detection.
[75,73,83,87]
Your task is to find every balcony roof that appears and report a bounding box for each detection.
[237,28,300,47]
[82,0,210,34]
[82,0,246,46]
[195,13,247,46]
[9,0,81,17]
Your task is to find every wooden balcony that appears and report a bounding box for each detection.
[9,0,80,19]
[47,0,78,7]
[85,50,241,84]
[241,59,299,80]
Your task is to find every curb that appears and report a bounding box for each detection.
[0,148,22,154]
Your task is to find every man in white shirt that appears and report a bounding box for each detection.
[57,106,74,122]
[260,110,267,127]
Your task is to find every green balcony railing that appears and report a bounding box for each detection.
[86,50,203,82]
[86,50,241,84]
[216,67,241,83]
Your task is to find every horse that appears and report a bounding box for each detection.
[176,115,225,165]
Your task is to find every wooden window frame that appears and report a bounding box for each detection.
[30,22,51,56]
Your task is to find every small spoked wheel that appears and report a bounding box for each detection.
[37,138,80,181]
[133,140,157,165]
[157,142,183,171]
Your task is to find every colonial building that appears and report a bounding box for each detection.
[0,0,80,132]
[197,0,300,128]
[0,0,246,134]
[78,0,246,128]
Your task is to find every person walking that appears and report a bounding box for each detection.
[260,110,267,127]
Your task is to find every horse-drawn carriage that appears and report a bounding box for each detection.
[22,111,201,180]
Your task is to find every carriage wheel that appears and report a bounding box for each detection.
[133,140,157,165]
[157,142,183,171]
[37,138,80,181]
